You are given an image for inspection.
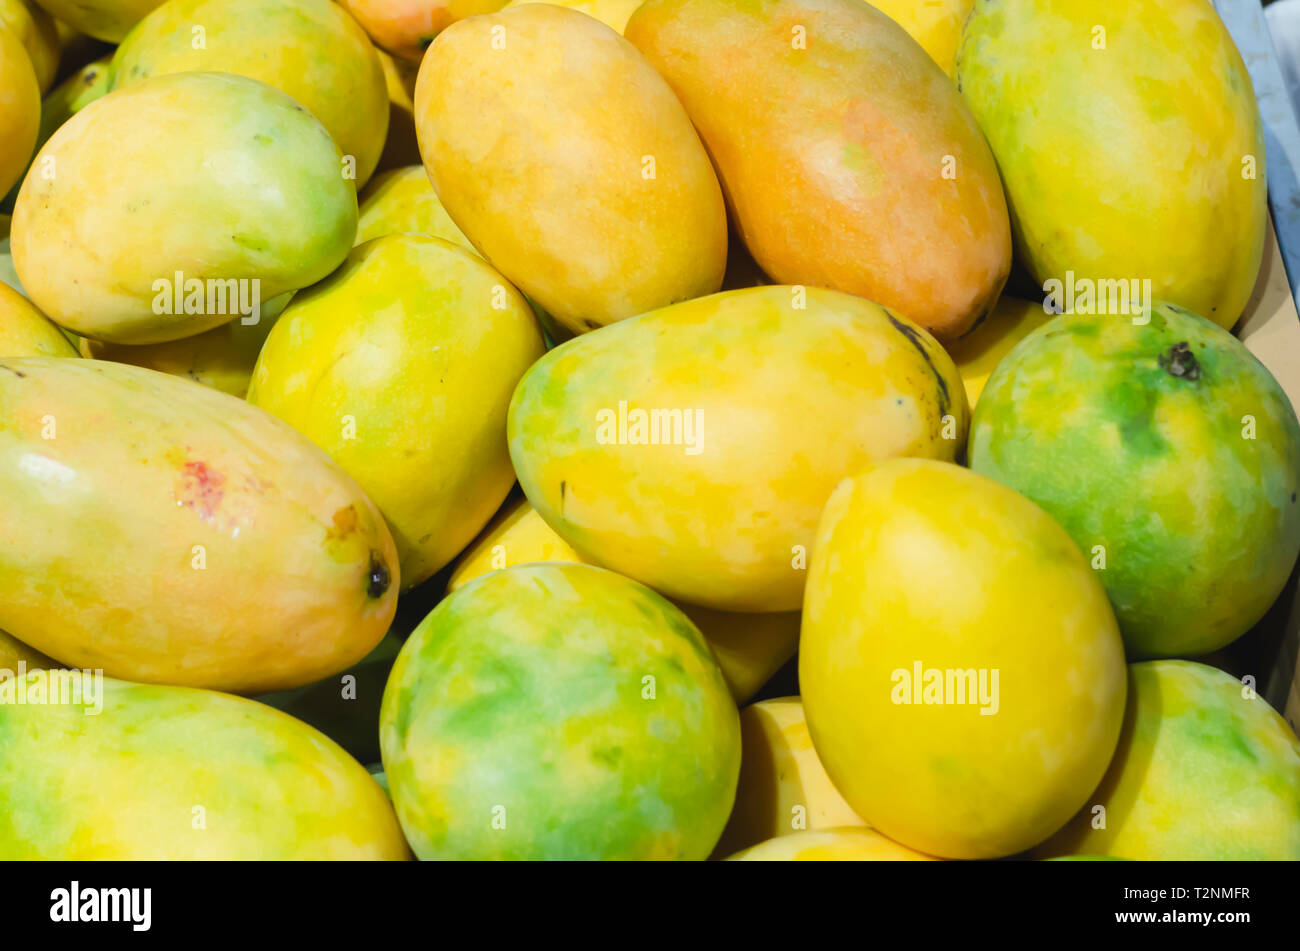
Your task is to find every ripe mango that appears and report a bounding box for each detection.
[448,497,800,702]
[626,0,1011,340]
[0,675,409,859]
[13,72,357,344]
[0,629,50,670]
[870,0,973,77]
[356,165,472,249]
[0,24,38,198]
[1,281,76,356]
[508,285,968,613]
[380,563,741,859]
[800,459,1127,859]
[415,4,727,335]
[727,827,935,861]
[505,0,642,33]
[957,0,1266,330]
[340,0,509,62]
[248,234,545,589]
[945,296,1052,408]
[27,0,162,41]
[0,358,398,693]
[0,0,58,91]
[110,0,389,188]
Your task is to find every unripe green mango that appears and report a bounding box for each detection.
[0,358,398,693]
[0,674,410,859]
[12,72,357,344]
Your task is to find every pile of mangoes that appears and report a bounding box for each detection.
[0,0,1298,861]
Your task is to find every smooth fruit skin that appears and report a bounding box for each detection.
[448,497,800,703]
[0,358,398,693]
[248,234,545,590]
[27,0,162,41]
[0,24,38,198]
[713,697,865,857]
[0,281,76,356]
[0,629,51,670]
[415,4,727,336]
[870,0,973,77]
[1036,661,1300,860]
[12,72,357,345]
[969,305,1300,658]
[508,285,968,613]
[727,827,935,861]
[380,563,741,860]
[340,0,509,62]
[0,676,409,859]
[800,459,1127,859]
[504,0,642,34]
[625,0,1011,341]
[957,0,1265,330]
[0,0,58,91]
[110,0,389,188]
[945,296,1052,408]
[355,165,472,249]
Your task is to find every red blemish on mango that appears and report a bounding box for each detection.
[176,460,226,522]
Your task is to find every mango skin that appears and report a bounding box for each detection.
[0,629,51,670]
[356,165,471,249]
[0,0,58,91]
[0,24,38,198]
[968,305,1300,658]
[248,234,545,590]
[957,0,1266,331]
[27,0,162,41]
[416,4,728,336]
[340,0,509,62]
[800,459,1127,859]
[110,0,389,188]
[448,497,800,703]
[727,827,936,861]
[80,292,290,397]
[1037,661,1300,860]
[505,0,642,34]
[508,285,969,613]
[12,72,357,345]
[713,697,865,857]
[945,296,1052,408]
[626,0,1011,341]
[1,281,76,356]
[870,0,973,77]
[0,676,409,859]
[0,358,398,693]
[380,563,741,860]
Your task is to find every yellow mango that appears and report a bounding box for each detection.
[0,24,38,198]
[415,4,727,335]
[356,165,472,250]
[248,234,545,589]
[449,497,800,702]
[727,827,936,861]
[0,281,76,356]
[28,0,162,41]
[870,0,973,77]
[12,72,357,344]
[0,358,398,693]
[110,0,390,188]
[374,49,421,173]
[508,285,968,612]
[0,0,58,91]
[800,458,1127,859]
[504,0,643,33]
[0,629,51,670]
[0,675,409,859]
[626,0,1011,341]
[945,295,1052,407]
[714,697,865,856]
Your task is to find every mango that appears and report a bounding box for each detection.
[625,0,1011,340]
[870,0,973,77]
[339,0,510,62]
[448,497,800,702]
[727,827,936,861]
[1,281,76,356]
[945,296,1052,408]
[0,23,38,198]
[504,0,642,33]
[1037,661,1300,860]
[27,0,162,41]
[380,563,741,859]
[0,675,409,859]
[800,459,1127,859]
[356,164,472,249]
[0,358,398,693]
[969,305,1300,658]
[415,4,727,336]
[0,0,57,90]
[248,234,545,589]
[110,0,389,188]
[13,72,357,344]
[374,50,421,173]
[713,697,865,856]
[508,285,968,613]
[80,292,291,397]
[957,0,1265,330]
[0,629,51,670]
